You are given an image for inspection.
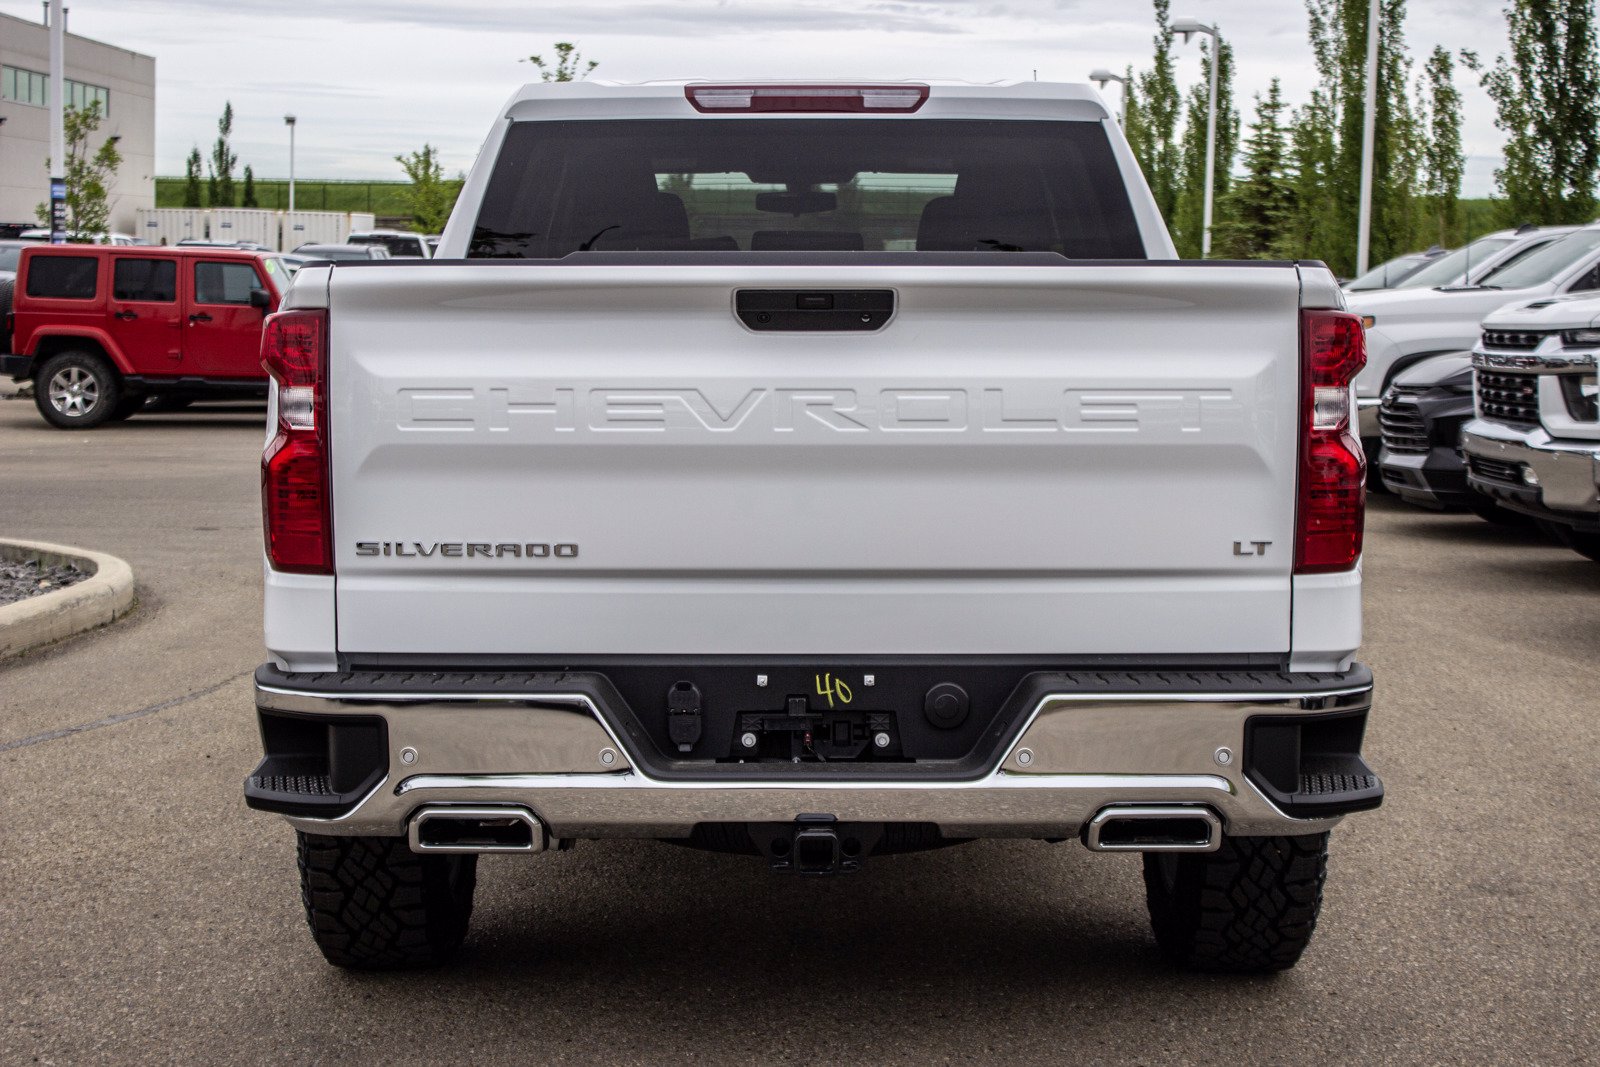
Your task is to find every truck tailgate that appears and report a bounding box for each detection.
[327,262,1304,657]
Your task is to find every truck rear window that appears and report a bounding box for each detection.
[25,255,98,299]
[470,119,1145,259]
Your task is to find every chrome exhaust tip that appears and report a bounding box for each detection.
[408,805,546,854]
[1083,805,1222,853]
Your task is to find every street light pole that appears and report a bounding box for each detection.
[1088,69,1129,125]
[1173,18,1221,258]
[1355,0,1380,276]
[47,0,65,244]
[284,115,297,214]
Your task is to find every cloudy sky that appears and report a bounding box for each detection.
[3,0,1513,194]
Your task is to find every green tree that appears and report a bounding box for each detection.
[526,42,598,82]
[1214,81,1295,260]
[1172,38,1239,257]
[36,101,122,239]
[1123,1,1183,224]
[1302,0,1422,276]
[182,147,204,208]
[1417,46,1465,244]
[1282,90,1342,262]
[395,144,458,233]
[208,101,237,207]
[1469,0,1600,224]
[241,164,259,208]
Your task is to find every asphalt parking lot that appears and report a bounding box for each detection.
[1,395,1597,1065]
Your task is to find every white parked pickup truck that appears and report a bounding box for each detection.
[246,80,1381,973]
[1463,293,1600,561]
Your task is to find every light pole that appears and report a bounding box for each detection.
[47,0,65,244]
[284,114,297,214]
[1173,17,1220,258]
[1355,0,1380,276]
[1088,69,1129,125]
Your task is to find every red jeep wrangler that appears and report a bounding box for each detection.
[2,245,294,428]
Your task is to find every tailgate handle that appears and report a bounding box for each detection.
[736,290,893,332]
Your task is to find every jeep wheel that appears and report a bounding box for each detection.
[296,832,478,970]
[1143,832,1329,973]
[35,351,123,430]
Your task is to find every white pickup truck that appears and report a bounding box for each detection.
[245,80,1381,973]
[1463,293,1600,560]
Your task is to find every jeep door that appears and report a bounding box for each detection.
[108,255,182,372]
[183,258,269,378]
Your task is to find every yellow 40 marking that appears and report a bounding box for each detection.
[814,672,853,708]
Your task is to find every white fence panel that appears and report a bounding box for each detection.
[137,209,383,251]
[135,208,206,246]
[209,209,276,248]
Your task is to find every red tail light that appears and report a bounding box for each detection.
[685,84,929,113]
[1296,310,1366,573]
[261,309,331,574]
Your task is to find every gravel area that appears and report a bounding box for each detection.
[0,557,87,607]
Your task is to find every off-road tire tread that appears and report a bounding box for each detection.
[1143,832,1329,973]
[296,832,476,970]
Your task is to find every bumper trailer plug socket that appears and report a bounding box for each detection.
[667,680,703,753]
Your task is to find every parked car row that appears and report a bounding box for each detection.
[1366,224,1600,564]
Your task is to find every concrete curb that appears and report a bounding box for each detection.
[0,538,136,660]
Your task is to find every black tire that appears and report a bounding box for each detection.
[33,350,123,429]
[1563,531,1600,563]
[1465,494,1532,527]
[0,273,14,353]
[296,832,478,970]
[1143,832,1329,973]
[108,395,143,422]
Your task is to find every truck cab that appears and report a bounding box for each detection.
[2,244,293,428]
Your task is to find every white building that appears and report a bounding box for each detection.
[0,10,155,235]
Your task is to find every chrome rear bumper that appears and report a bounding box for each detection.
[251,666,1378,840]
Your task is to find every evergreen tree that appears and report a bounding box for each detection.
[1124,1,1183,225]
[208,102,237,207]
[1418,46,1464,244]
[1213,81,1295,260]
[182,148,204,209]
[241,164,259,208]
[1281,90,1341,261]
[1172,38,1239,257]
[1470,0,1600,224]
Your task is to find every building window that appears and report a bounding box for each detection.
[67,79,111,115]
[2,65,49,107]
[1,66,110,114]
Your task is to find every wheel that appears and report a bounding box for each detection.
[1563,531,1600,563]
[296,832,478,970]
[1466,494,1532,527]
[0,274,14,353]
[1143,832,1329,973]
[34,350,123,429]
